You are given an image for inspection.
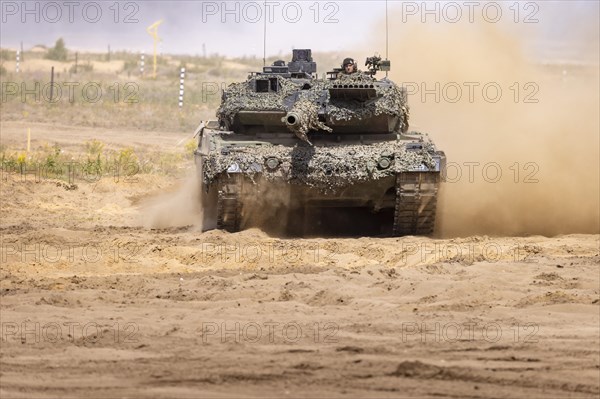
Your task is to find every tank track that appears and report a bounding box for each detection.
[214,172,439,235]
[393,172,440,236]
[216,175,243,232]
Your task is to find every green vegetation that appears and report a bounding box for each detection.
[46,38,68,61]
[0,49,13,61]
[0,139,190,183]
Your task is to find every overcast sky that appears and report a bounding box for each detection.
[1,0,598,62]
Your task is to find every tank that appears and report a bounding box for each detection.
[194,49,446,236]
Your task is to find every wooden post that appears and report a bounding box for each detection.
[49,66,55,102]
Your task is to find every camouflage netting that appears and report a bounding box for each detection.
[208,69,428,192]
[216,75,299,128]
[286,99,332,144]
[202,136,436,192]
[325,72,410,133]
[217,72,410,140]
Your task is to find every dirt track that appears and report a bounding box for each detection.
[1,122,599,397]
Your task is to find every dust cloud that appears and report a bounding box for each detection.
[137,172,203,229]
[379,11,599,237]
[139,9,599,238]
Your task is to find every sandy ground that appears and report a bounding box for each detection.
[0,122,599,398]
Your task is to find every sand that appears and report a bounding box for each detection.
[1,14,599,395]
[1,122,598,398]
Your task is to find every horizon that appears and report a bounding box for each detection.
[1,1,598,64]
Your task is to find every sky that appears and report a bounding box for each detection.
[0,0,598,62]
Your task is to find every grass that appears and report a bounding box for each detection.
[0,49,347,132]
[0,138,194,183]
[0,51,254,132]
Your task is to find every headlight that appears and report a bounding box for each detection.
[227,163,240,173]
[377,157,391,169]
[265,157,279,170]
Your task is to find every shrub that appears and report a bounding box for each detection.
[46,38,68,61]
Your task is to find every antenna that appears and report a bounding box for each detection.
[385,0,389,78]
[263,0,267,66]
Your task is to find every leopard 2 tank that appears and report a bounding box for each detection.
[194,49,445,236]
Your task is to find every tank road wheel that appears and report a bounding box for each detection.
[393,172,440,236]
[216,175,243,233]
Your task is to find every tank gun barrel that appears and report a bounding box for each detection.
[282,112,301,127]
